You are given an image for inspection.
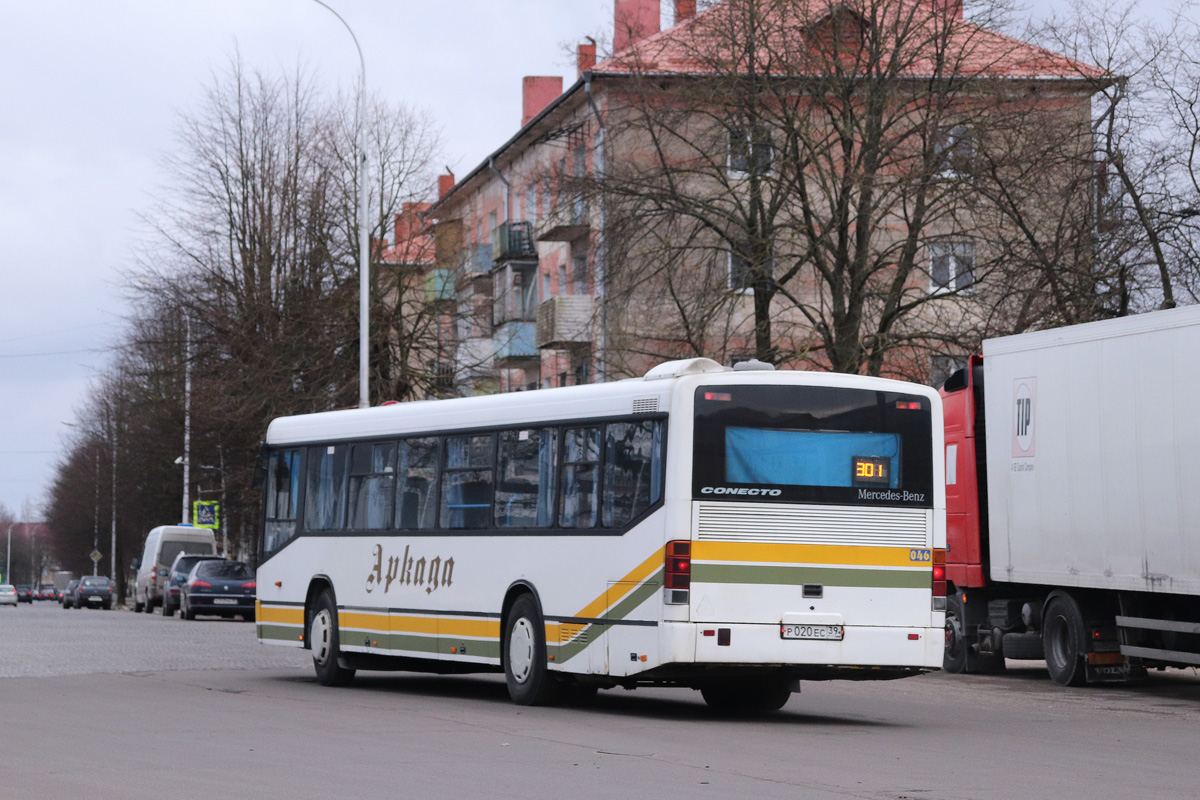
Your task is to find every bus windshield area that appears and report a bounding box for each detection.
[692,384,933,507]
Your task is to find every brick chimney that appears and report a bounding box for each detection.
[522,76,563,126]
[674,0,697,23]
[577,39,597,77]
[438,173,455,199]
[614,0,660,53]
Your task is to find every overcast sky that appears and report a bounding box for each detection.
[0,0,619,517]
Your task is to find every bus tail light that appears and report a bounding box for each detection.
[932,549,947,597]
[664,540,691,605]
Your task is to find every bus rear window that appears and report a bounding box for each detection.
[693,384,932,507]
[726,428,900,489]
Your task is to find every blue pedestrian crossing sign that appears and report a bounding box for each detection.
[193,501,220,529]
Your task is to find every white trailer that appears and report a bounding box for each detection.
[941,305,1200,684]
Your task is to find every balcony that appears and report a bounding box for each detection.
[491,221,537,263]
[462,243,493,276]
[424,268,454,302]
[536,196,590,242]
[493,321,538,365]
[493,263,538,326]
[536,295,593,349]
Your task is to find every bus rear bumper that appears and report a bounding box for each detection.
[663,620,943,671]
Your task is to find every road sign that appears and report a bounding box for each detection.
[194,501,220,530]
[90,549,103,564]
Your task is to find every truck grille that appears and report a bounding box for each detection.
[695,502,930,547]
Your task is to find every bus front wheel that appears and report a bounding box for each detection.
[310,590,356,687]
[503,594,561,706]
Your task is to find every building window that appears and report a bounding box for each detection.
[571,240,589,294]
[488,210,498,234]
[935,125,974,178]
[728,127,773,173]
[729,243,774,292]
[525,184,537,227]
[542,272,551,302]
[930,241,975,292]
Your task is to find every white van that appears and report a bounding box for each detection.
[134,525,217,613]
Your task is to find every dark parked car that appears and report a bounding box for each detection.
[36,585,55,601]
[61,580,80,609]
[162,553,225,617]
[74,576,114,609]
[15,585,33,603]
[180,561,256,621]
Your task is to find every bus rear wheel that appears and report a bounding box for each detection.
[310,590,356,687]
[503,594,561,706]
[700,680,793,714]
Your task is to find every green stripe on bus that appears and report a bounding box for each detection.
[692,563,930,589]
[341,629,503,660]
[259,623,304,643]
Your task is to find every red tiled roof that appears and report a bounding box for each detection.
[594,0,1105,80]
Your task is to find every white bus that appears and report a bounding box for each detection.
[255,357,946,711]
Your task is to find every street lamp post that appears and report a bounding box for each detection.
[5,522,14,584]
[313,0,370,409]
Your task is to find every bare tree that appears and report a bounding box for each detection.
[581,0,1104,379]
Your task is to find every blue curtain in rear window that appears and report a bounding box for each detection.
[725,428,899,488]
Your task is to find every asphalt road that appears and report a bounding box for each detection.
[2,601,1198,799]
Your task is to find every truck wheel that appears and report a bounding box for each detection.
[163,601,175,618]
[133,594,143,613]
[943,594,969,673]
[310,590,355,687]
[1043,595,1087,686]
[944,593,1004,674]
[503,594,561,706]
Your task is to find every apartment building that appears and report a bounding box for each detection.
[429,0,1102,393]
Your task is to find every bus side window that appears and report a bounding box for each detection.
[496,428,558,528]
[603,420,662,527]
[560,426,600,528]
[264,449,300,557]
[441,434,494,529]
[304,444,349,531]
[348,442,396,530]
[397,438,439,530]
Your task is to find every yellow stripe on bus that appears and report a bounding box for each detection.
[259,605,305,626]
[351,613,499,640]
[572,545,665,620]
[693,541,925,568]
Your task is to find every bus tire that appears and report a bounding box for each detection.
[700,680,792,714]
[1043,594,1087,686]
[310,590,355,687]
[503,594,561,706]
